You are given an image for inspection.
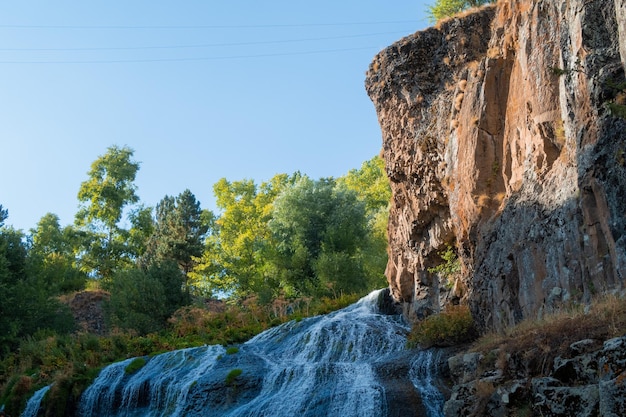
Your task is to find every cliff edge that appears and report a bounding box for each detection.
[366,0,626,332]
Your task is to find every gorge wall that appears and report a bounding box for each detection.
[365,0,626,332]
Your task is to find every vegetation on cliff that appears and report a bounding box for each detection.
[427,0,495,22]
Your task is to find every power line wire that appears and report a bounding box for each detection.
[0,20,418,30]
[0,31,409,52]
[0,46,381,64]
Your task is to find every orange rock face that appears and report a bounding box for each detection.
[366,0,626,331]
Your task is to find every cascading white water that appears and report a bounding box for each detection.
[410,349,445,417]
[74,289,445,417]
[21,385,51,417]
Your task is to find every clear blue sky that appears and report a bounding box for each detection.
[0,1,430,232]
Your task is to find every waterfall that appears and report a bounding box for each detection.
[21,385,51,417]
[409,349,445,417]
[75,289,446,417]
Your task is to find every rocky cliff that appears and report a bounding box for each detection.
[366,0,626,332]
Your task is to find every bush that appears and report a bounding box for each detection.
[225,368,242,385]
[427,0,495,23]
[408,305,476,348]
[124,357,146,375]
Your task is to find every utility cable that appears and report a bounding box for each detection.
[0,20,418,30]
[0,31,410,52]
[0,46,381,64]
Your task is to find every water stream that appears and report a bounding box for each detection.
[30,290,446,417]
[20,385,51,417]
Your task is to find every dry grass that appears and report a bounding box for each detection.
[471,293,626,376]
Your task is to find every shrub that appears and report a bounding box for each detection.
[408,305,476,348]
[225,368,242,386]
[428,0,495,23]
[225,346,239,355]
[124,357,146,375]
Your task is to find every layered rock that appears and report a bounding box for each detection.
[444,336,626,416]
[366,0,626,331]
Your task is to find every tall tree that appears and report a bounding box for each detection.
[0,204,7,227]
[269,177,368,296]
[196,174,297,299]
[141,190,209,293]
[75,145,140,280]
[337,155,390,288]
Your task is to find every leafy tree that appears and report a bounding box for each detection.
[0,226,74,352]
[337,155,391,289]
[0,204,7,227]
[127,205,155,260]
[427,0,494,22]
[29,213,87,293]
[141,190,209,293]
[269,177,368,296]
[197,174,297,299]
[338,155,390,214]
[75,145,140,280]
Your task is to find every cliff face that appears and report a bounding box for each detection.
[366,0,626,332]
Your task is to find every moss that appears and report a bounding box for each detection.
[124,357,146,375]
[225,368,243,386]
[225,346,239,355]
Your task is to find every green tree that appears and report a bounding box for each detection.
[270,177,368,296]
[0,226,74,352]
[338,155,390,214]
[29,213,87,293]
[106,261,186,335]
[141,190,209,293]
[127,205,155,260]
[427,0,494,22]
[198,175,296,299]
[0,204,7,227]
[337,155,391,289]
[75,145,140,280]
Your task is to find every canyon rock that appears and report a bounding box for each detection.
[365,0,626,331]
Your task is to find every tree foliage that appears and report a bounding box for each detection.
[196,174,297,299]
[269,176,368,297]
[0,204,7,227]
[106,261,188,335]
[427,0,494,23]
[75,145,140,280]
[0,146,392,353]
[141,190,209,293]
[0,225,75,353]
[29,213,87,294]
